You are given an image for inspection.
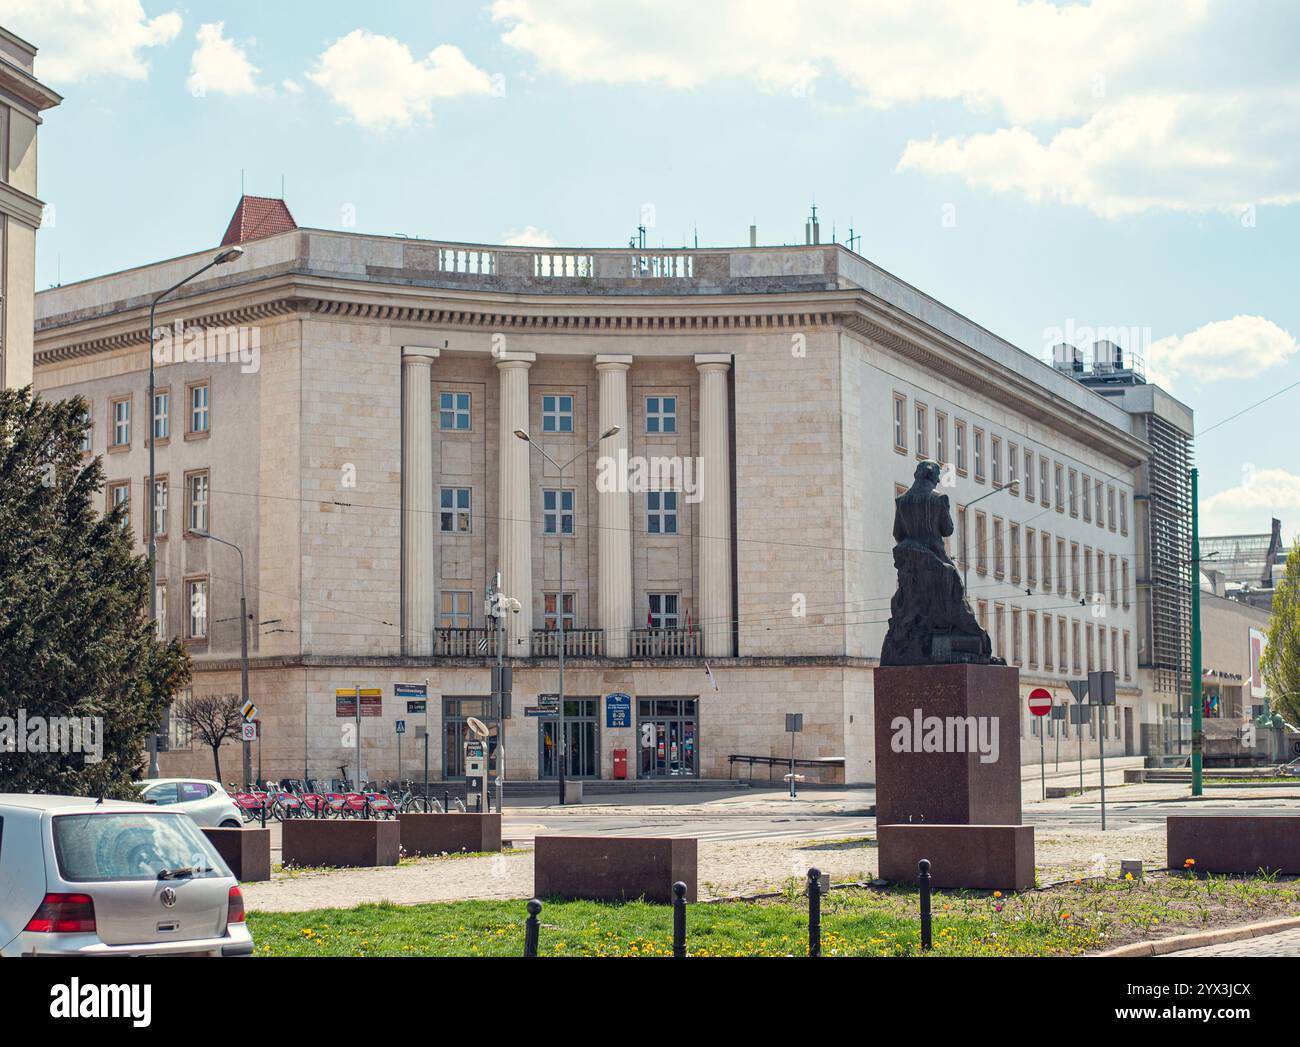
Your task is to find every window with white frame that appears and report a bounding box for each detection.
[892,393,907,452]
[80,408,92,453]
[186,578,209,640]
[153,389,169,441]
[915,403,928,457]
[439,590,472,629]
[155,582,168,640]
[542,394,574,433]
[543,489,574,535]
[112,397,131,447]
[108,481,130,530]
[440,487,472,532]
[439,390,471,431]
[935,412,947,464]
[188,382,209,435]
[149,475,168,539]
[543,592,575,630]
[646,396,677,434]
[647,490,678,534]
[168,688,193,750]
[973,428,985,481]
[955,421,967,474]
[648,592,679,629]
[186,472,209,534]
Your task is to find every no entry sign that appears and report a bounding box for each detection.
[1027,688,1053,717]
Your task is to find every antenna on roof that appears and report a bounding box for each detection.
[241,169,245,196]
[846,224,861,254]
[805,198,820,245]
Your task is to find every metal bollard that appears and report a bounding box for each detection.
[672,881,688,957]
[918,858,932,951]
[523,899,541,957]
[807,867,822,957]
[444,790,450,814]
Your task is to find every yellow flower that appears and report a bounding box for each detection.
[993,891,1002,898]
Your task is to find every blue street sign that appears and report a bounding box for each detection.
[395,720,406,735]
[606,692,632,729]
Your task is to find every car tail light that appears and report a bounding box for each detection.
[227,886,246,924]
[25,893,97,933]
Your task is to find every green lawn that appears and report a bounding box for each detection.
[247,872,1300,957]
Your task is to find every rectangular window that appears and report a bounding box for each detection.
[543,592,576,630]
[1056,538,1067,595]
[1107,485,1117,530]
[185,471,209,534]
[186,578,209,641]
[111,396,131,448]
[1120,491,1128,535]
[1097,550,1106,602]
[439,590,472,629]
[1041,532,1052,591]
[440,487,471,532]
[935,411,947,465]
[1086,623,1095,674]
[1123,630,1132,679]
[955,421,967,474]
[1010,522,1021,583]
[973,428,985,482]
[647,490,678,534]
[1072,620,1082,674]
[1024,449,1035,500]
[647,592,679,629]
[1028,611,1039,669]
[993,517,1005,577]
[1008,442,1019,489]
[146,474,168,540]
[1043,613,1054,670]
[80,408,93,453]
[1082,473,1092,521]
[1110,555,1118,605]
[956,505,968,569]
[1039,457,1049,506]
[1084,545,1093,597]
[1071,542,1080,596]
[187,381,209,436]
[1026,526,1037,584]
[541,394,574,433]
[155,583,168,641]
[1095,480,1104,527]
[108,481,130,531]
[893,393,907,453]
[439,390,471,431]
[1054,463,1064,512]
[1068,469,1078,516]
[542,489,574,535]
[152,389,169,442]
[915,403,928,457]
[994,603,1005,661]
[1122,560,1131,608]
[975,511,988,575]
[1012,607,1022,666]
[1058,618,1067,675]
[646,396,677,434]
[991,435,1001,486]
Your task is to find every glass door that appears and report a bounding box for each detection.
[637,698,699,777]
[538,699,599,779]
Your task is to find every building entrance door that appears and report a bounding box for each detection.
[637,698,698,777]
[539,699,599,779]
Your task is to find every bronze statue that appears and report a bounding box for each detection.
[880,460,1001,665]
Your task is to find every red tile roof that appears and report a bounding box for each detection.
[220,195,297,246]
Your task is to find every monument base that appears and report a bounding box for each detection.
[878,823,1035,891]
[1167,815,1300,874]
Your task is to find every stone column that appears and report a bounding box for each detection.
[401,345,439,656]
[596,356,633,656]
[497,352,536,651]
[695,354,733,658]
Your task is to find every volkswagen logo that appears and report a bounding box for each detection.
[160,887,177,908]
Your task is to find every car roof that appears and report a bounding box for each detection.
[0,794,158,814]
[135,778,221,787]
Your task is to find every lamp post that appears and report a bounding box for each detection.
[193,529,252,788]
[515,425,620,804]
[146,245,244,778]
[961,479,1021,594]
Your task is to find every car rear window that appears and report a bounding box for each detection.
[52,812,225,882]
[179,782,210,802]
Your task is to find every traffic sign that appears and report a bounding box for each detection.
[1027,688,1053,717]
[241,722,257,742]
[395,720,406,735]
[241,700,258,722]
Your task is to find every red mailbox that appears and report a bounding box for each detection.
[612,748,628,780]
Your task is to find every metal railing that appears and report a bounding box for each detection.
[531,628,604,658]
[629,628,701,658]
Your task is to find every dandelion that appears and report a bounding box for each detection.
[993,891,1002,899]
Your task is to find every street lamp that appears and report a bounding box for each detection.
[515,424,620,804]
[192,528,252,788]
[961,478,1020,595]
[146,245,244,778]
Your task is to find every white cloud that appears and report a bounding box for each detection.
[1200,467,1300,538]
[1145,316,1298,390]
[4,0,181,82]
[281,78,303,94]
[187,22,261,97]
[491,0,1300,218]
[307,29,494,130]
[502,225,557,247]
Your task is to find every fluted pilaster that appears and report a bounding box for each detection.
[497,353,536,650]
[696,354,733,658]
[400,345,438,656]
[596,355,633,656]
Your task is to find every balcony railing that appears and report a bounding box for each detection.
[630,628,701,658]
[531,628,604,658]
[434,627,498,657]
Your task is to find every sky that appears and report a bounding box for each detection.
[7,0,1300,539]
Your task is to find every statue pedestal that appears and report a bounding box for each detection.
[873,664,1034,888]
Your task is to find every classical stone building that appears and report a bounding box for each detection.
[0,26,60,389]
[34,197,1173,785]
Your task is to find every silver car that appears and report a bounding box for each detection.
[0,794,254,957]
[136,778,242,828]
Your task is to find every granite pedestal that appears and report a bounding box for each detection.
[1167,815,1300,874]
[397,813,501,856]
[534,836,697,903]
[281,819,400,868]
[878,824,1035,891]
[201,827,271,882]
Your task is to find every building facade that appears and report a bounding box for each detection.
[34,199,1174,785]
[0,26,60,390]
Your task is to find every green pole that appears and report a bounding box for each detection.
[1191,467,1203,797]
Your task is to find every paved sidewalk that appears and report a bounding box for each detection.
[1165,926,1300,957]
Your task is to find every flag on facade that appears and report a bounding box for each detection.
[704,662,719,691]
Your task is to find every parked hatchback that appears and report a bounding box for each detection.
[0,794,253,957]
[135,778,242,828]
